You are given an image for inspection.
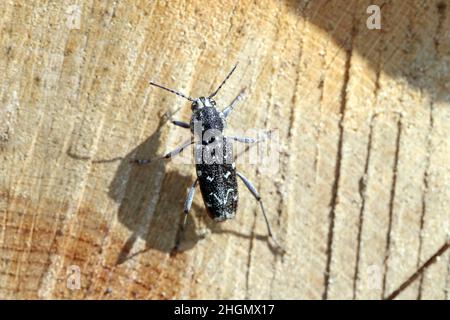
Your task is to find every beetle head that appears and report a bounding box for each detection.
[191,97,217,111]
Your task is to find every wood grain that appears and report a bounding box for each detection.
[0,0,449,299]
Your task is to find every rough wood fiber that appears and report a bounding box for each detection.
[0,0,449,299]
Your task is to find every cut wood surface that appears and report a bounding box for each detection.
[0,0,449,299]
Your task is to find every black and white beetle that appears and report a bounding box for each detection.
[132,64,283,252]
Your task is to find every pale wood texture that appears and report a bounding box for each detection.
[0,0,449,299]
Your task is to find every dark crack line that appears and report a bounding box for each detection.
[434,1,447,52]
[385,241,450,300]
[243,2,287,298]
[352,44,383,299]
[381,116,403,299]
[265,5,307,295]
[313,58,326,182]
[286,62,301,140]
[322,15,356,301]
[352,115,376,299]
[351,16,386,298]
[245,211,257,299]
[445,252,450,299]
[417,1,448,299]
[417,101,434,300]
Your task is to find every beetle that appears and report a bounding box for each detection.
[132,64,283,252]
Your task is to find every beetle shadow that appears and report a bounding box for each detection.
[68,114,280,264]
[283,0,449,102]
[106,116,275,264]
[105,115,202,263]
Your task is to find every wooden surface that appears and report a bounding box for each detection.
[0,0,449,299]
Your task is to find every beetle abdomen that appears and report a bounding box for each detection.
[194,137,238,221]
[196,162,238,221]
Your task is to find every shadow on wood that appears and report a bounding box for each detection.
[103,115,200,262]
[68,113,276,265]
[106,115,273,264]
[283,0,449,101]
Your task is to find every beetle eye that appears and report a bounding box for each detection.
[211,100,216,106]
[191,102,198,110]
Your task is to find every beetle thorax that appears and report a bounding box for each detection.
[190,99,226,138]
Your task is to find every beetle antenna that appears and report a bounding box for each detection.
[149,82,195,102]
[209,63,238,98]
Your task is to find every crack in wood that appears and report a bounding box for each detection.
[445,252,450,300]
[381,115,403,298]
[322,14,356,300]
[417,100,435,299]
[385,241,450,300]
[352,114,376,299]
[434,1,447,52]
[245,211,256,299]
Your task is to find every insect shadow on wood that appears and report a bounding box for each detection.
[128,64,285,256]
[68,115,203,260]
[67,110,271,265]
[106,114,203,262]
[283,0,449,102]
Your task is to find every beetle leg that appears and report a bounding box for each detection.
[236,172,285,253]
[228,129,274,145]
[222,88,246,118]
[130,138,193,165]
[171,120,190,129]
[182,178,199,229]
[174,179,199,251]
[162,111,190,129]
[226,136,257,144]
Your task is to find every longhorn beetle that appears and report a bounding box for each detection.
[132,64,284,252]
